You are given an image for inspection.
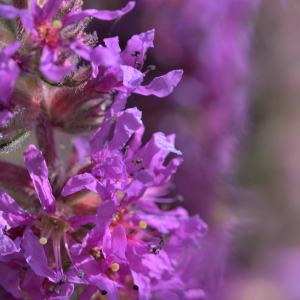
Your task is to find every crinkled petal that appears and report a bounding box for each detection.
[22,227,57,282]
[122,170,155,203]
[120,29,155,67]
[0,110,13,128]
[70,40,92,61]
[40,46,73,81]
[154,157,183,185]
[68,214,97,228]
[73,135,92,162]
[61,1,135,26]
[0,41,21,63]
[24,144,56,214]
[104,36,121,53]
[92,155,127,181]
[121,65,144,88]
[49,282,74,300]
[127,124,145,157]
[0,188,34,226]
[106,107,142,155]
[91,46,120,77]
[134,70,183,98]
[87,200,117,248]
[126,132,182,172]
[62,173,110,201]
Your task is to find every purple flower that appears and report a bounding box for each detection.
[0,1,135,81]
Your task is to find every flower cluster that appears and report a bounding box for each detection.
[0,1,206,299]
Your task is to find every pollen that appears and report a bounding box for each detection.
[53,20,62,29]
[111,263,120,272]
[40,237,47,244]
[139,220,147,229]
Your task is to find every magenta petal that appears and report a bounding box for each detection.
[40,46,73,81]
[87,200,117,248]
[106,107,142,154]
[127,124,145,157]
[24,144,56,214]
[49,282,74,300]
[61,1,135,26]
[104,91,129,122]
[121,30,155,67]
[121,65,144,88]
[68,214,97,228]
[0,234,20,257]
[107,224,127,260]
[0,5,37,36]
[104,36,121,53]
[0,110,13,128]
[79,285,97,300]
[38,0,62,24]
[134,70,183,98]
[22,227,57,282]
[0,188,34,226]
[0,261,24,298]
[70,40,92,61]
[61,173,111,201]
[0,41,21,63]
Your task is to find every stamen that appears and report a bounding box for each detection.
[131,51,140,57]
[64,234,80,273]
[133,284,139,291]
[111,263,120,272]
[147,65,156,71]
[58,275,67,286]
[40,237,47,244]
[154,250,159,255]
[131,160,137,166]
[78,270,84,279]
[141,166,148,170]
[136,158,143,164]
[101,290,108,295]
[147,245,152,251]
[139,221,147,229]
[53,20,62,29]
[22,265,29,270]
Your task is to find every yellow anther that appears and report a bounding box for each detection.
[39,237,47,245]
[24,297,32,300]
[111,263,120,272]
[139,221,147,229]
[53,20,62,29]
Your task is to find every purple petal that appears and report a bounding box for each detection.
[134,70,183,98]
[0,5,37,36]
[109,225,127,260]
[70,40,92,61]
[122,170,155,203]
[68,214,97,228]
[61,173,111,201]
[127,124,145,157]
[120,30,155,67]
[61,1,135,27]
[22,227,57,281]
[91,46,120,77]
[79,286,97,300]
[104,36,121,53]
[90,119,111,162]
[106,107,142,155]
[24,144,56,214]
[154,158,184,186]
[49,282,74,300]
[0,109,13,128]
[0,234,20,257]
[126,132,182,172]
[38,0,62,24]
[91,155,127,182]
[87,200,117,248]
[0,188,34,226]
[0,41,21,63]
[121,65,144,88]
[40,46,73,81]
[0,261,24,298]
[104,91,129,122]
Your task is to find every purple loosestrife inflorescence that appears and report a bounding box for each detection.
[0,1,206,299]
